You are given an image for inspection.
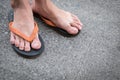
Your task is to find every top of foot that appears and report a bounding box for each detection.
[32,0,83,35]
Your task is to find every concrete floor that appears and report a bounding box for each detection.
[0,0,120,80]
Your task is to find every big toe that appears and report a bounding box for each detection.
[31,35,41,50]
[66,25,79,35]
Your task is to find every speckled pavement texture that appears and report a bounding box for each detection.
[0,0,120,80]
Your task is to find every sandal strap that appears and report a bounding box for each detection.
[9,22,39,42]
[41,17,56,27]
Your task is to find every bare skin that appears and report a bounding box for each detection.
[10,0,83,52]
[10,0,41,51]
[32,0,83,35]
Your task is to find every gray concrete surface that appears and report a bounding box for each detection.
[0,0,120,80]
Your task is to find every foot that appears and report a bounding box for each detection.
[10,5,41,51]
[32,0,83,35]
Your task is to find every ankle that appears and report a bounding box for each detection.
[34,0,58,17]
[35,0,49,5]
[11,0,29,9]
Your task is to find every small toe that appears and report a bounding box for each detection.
[71,22,81,30]
[19,38,25,50]
[14,35,20,47]
[72,14,83,26]
[10,32,15,44]
[24,41,31,52]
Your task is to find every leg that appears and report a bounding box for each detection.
[10,0,41,51]
[32,0,83,35]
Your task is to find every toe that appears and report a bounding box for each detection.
[66,25,79,35]
[71,16,83,30]
[10,32,15,44]
[14,35,20,47]
[71,22,81,30]
[72,14,83,26]
[19,38,25,50]
[24,41,31,52]
[31,35,41,50]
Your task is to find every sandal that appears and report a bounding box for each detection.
[34,13,80,37]
[8,10,44,58]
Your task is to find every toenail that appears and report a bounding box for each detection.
[15,44,19,47]
[19,47,24,50]
[25,47,30,51]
